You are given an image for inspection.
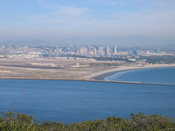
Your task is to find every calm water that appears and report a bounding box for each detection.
[105,67,175,84]
[0,67,175,123]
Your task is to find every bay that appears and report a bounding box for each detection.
[0,67,175,123]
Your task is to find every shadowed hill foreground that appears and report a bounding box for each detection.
[0,112,175,131]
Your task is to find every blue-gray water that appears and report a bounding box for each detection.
[105,67,175,84]
[0,67,175,123]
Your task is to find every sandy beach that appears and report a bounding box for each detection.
[85,64,175,80]
[0,57,175,81]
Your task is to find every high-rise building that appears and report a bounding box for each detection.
[105,46,112,57]
[79,47,88,56]
[97,46,105,56]
[114,45,118,54]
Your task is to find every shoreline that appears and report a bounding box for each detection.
[0,64,175,81]
[86,64,175,80]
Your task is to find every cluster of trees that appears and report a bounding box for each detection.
[0,112,175,131]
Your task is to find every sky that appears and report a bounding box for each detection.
[0,0,175,47]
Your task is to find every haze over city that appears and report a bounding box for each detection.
[1,0,175,130]
[0,0,175,48]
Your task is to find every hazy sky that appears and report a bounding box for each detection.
[0,0,175,47]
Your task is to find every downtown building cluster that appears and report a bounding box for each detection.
[0,44,174,59]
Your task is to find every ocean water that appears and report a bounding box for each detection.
[0,67,175,123]
[105,67,175,84]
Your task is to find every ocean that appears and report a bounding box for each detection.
[0,67,175,123]
[105,67,175,84]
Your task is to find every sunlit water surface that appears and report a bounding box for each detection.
[0,67,175,123]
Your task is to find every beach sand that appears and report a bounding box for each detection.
[85,64,175,80]
[0,63,175,81]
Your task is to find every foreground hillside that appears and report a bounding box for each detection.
[0,112,175,131]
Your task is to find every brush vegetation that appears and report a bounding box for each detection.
[0,112,175,131]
